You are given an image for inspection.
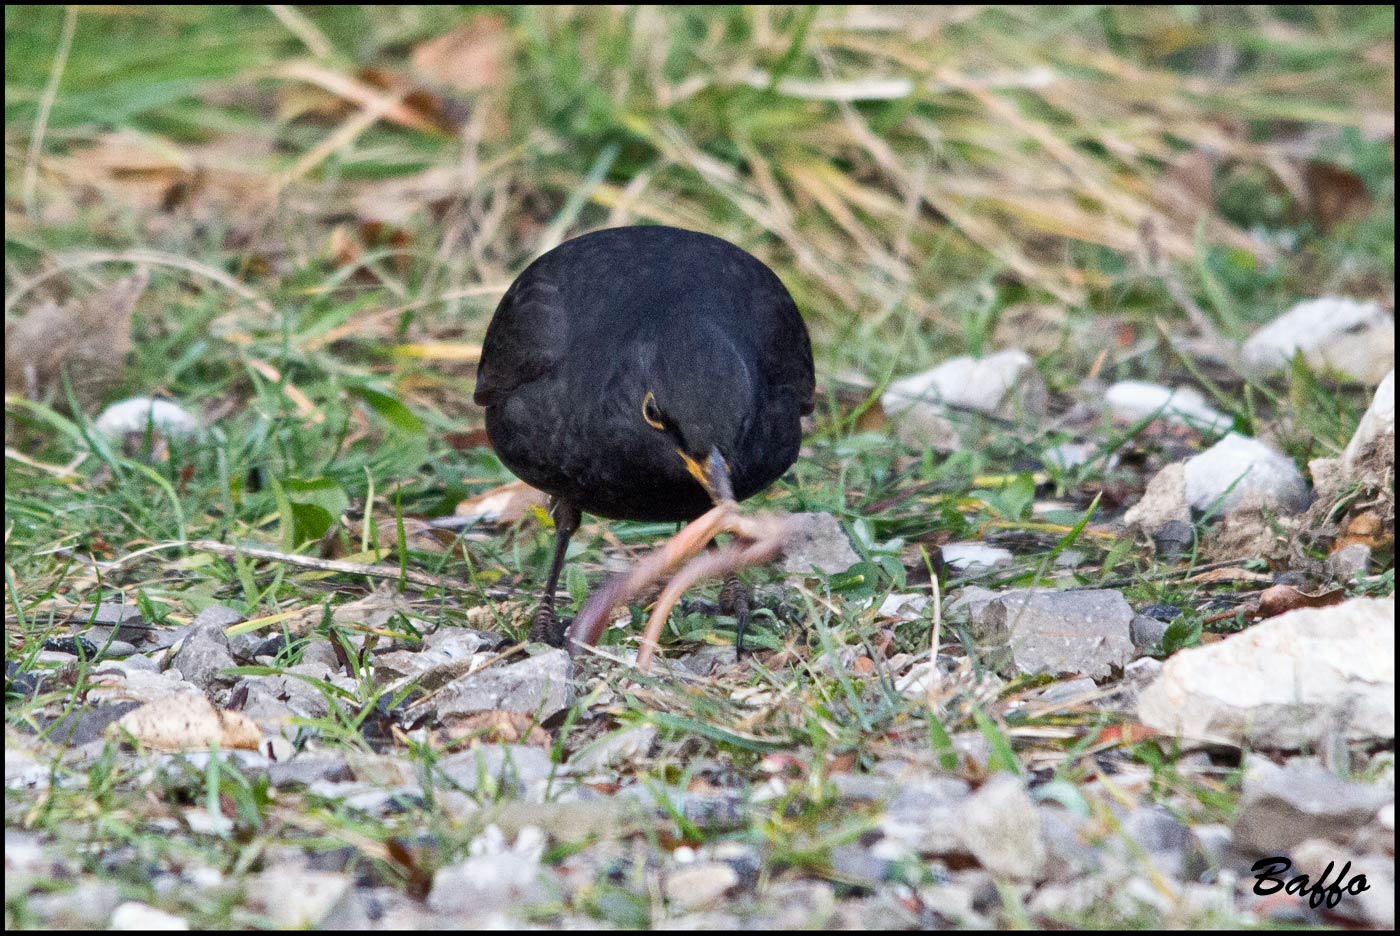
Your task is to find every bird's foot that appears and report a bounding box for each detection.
[530,603,568,647]
[719,573,752,658]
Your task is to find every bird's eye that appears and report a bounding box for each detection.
[642,391,665,430]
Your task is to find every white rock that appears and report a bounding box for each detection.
[1104,380,1231,431]
[1138,597,1395,747]
[110,902,189,930]
[429,826,547,915]
[884,350,1042,418]
[941,542,1014,571]
[955,773,1047,880]
[247,868,351,928]
[1242,297,1394,383]
[95,397,199,439]
[1342,368,1395,484]
[1182,433,1309,515]
[665,863,740,911]
[875,592,931,621]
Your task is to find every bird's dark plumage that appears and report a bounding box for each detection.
[475,225,813,647]
[475,225,814,522]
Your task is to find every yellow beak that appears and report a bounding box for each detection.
[678,446,734,504]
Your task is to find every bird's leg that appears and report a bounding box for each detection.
[634,531,784,670]
[530,499,581,646]
[719,572,753,658]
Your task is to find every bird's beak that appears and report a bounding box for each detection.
[679,445,734,504]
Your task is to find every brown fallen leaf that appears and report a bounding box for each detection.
[111,696,263,751]
[410,13,511,93]
[428,710,550,750]
[5,268,149,411]
[1303,160,1373,231]
[453,479,551,526]
[1253,584,1346,620]
[1188,566,1273,585]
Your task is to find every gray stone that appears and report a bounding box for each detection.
[1151,519,1195,559]
[426,648,571,721]
[954,774,1046,880]
[879,774,972,857]
[44,702,142,747]
[1123,463,1191,536]
[1233,759,1392,855]
[192,604,244,629]
[427,826,548,917]
[1038,806,1100,882]
[24,878,123,928]
[432,744,553,795]
[971,589,1135,678]
[1138,596,1395,747]
[268,753,354,788]
[1328,543,1373,579]
[232,663,342,737]
[1115,804,1193,877]
[1130,614,1169,649]
[777,512,861,576]
[168,621,237,691]
[1183,433,1309,515]
[563,725,656,774]
[374,629,484,691]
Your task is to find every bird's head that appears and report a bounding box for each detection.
[634,327,755,506]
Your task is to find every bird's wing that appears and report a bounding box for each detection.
[472,275,567,406]
[752,271,816,416]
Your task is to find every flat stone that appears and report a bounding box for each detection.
[942,542,1014,572]
[1233,759,1392,855]
[374,629,484,691]
[884,349,1045,420]
[1138,596,1394,747]
[1105,380,1230,431]
[777,512,861,576]
[970,589,1135,678]
[425,648,571,721]
[666,863,739,911]
[432,744,553,795]
[955,774,1046,880]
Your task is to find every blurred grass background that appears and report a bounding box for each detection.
[6,5,1393,378]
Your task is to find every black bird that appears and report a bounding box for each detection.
[473,225,815,648]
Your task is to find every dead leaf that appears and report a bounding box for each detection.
[1303,160,1373,230]
[1253,584,1346,621]
[1188,567,1273,584]
[48,131,272,225]
[428,710,550,750]
[112,696,263,751]
[410,13,511,93]
[454,479,550,526]
[5,269,149,411]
